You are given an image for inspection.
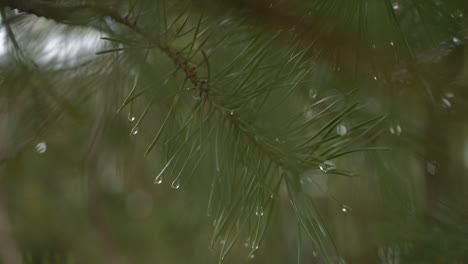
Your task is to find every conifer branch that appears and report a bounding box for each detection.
[0,0,306,173]
[1,1,386,261]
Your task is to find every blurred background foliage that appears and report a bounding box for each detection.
[0,0,468,263]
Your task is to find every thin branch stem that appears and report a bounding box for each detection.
[1,0,303,174]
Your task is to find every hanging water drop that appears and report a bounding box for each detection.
[249,254,255,259]
[35,142,47,154]
[308,88,317,99]
[275,137,285,144]
[300,176,311,185]
[392,2,400,10]
[390,41,395,46]
[192,93,201,101]
[336,124,347,136]
[243,237,251,248]
[395,124,402,135]
[255,205,264,217]
[442,97,452,108]
[230,110,234,116]
[154,174,163,184]
[319,161,336,173]
[131,127,139,136]
[389,123,402,136]
[426,161,437,176]
[445,92,455,98]
[303,105,315,120]
[373,76,378,81]
[155,157,174,184]
[128,112,135,122]
[220,18,232,26]
[171,179,180,190]
[452,36,462,45]
[341,205,351,213]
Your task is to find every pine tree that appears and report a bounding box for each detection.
[0,0,467,263]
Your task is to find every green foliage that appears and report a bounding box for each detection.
[0,0,467,263]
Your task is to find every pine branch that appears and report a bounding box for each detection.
[0,1,386,262]
[0,1,304,171]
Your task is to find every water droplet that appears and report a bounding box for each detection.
[128,112,135,122]
[35,142,47,154]
[395,124,402,135]
[131,127,139,135]
[220,18,232,26]
[270,193,275,199]
[249,254,255,259]
[392,2,400,10]
[373,76,378,81]
[319,161,336,173]
[442,97,452,108]
[154,174,163,184]
[243,237,251,248]
[230,111,234,116]
[275,137,285,144]
[336,124,347,136]
[389,123,402,136]
[155,158,174,184]
[304,106,315,120]
[192,93,201,101]
[452,36,462,45]
[426,161,437,175]
[390,41,395,46]
[341,205,352,213]
[308,88,317,99]
[445,92,455,98]
[171,179,180,189]
[255,205,264,217]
